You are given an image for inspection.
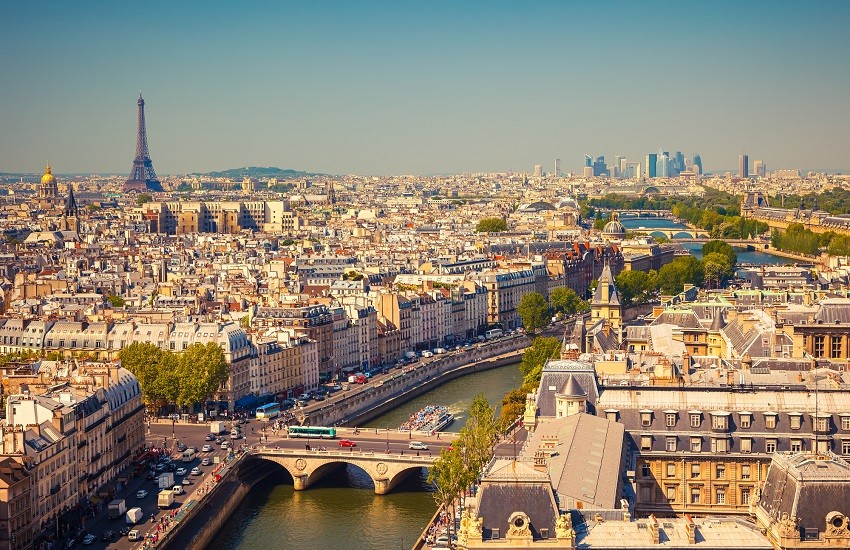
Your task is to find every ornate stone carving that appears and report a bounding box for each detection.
[376,462,388,475]
[825,512,849,537]
[470,516,483,539]
[777,513,798,537]
[458,510,471,546]
[556,513,574,539]
[295,458,307,471]
[507,512,532,539]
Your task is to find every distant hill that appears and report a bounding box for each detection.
[198,166,323,179]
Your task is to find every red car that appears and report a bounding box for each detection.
[338,439,357,448]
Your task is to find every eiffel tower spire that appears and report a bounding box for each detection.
[124,93,163,193]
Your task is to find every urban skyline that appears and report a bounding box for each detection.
[2,1,849,176]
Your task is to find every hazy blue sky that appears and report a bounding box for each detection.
[2,1,849,175]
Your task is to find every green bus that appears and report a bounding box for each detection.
[287,426,337,439]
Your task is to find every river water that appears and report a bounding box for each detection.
[210,362,523,550]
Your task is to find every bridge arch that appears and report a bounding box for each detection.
[386,464,429,490]
[649,231,669,239]
[673,231,695,239]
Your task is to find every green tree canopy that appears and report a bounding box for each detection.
[118,342,166,404]
[614,270,658,307]
[549,287,588,316]
[136,193,153,206]
[701,252,734,289]
[657,256,703,295]
[106,295,125,308]
[517,291,550,333]
[176,343,229,408]
[519,336,561,389]
[593,214,611,231]
[702,240,738,267]
[475,217,508,233]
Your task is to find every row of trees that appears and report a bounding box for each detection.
[615,240,738,305]
[118,342,229,409]
[771,223,850,257]
[517,288,589,333]
[428,394,499,542]
[769,188,850,216]
[498,337,561,425]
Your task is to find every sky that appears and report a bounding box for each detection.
[1,1,849,176]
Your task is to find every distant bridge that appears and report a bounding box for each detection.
[249,446,440,494]
[628,228,712,240]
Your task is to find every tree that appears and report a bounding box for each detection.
[657,256,703,295]
[702,240,737,268]
[517,292,550,333]
[427,444,470,544]
[549,288,588,316]
[593,214,611,231]
[614,270,657,307]
[462,394,498,475]
[106,295,125,308]
[475,217,508,233]
[119,342,165,404]
[136,193,153,206]
[499,387,529,428]
[701,252,733,289]
[175,343,229,408]
[519,337,561,388]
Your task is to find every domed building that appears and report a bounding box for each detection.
[39,162,59,207]
[602,212,626,240]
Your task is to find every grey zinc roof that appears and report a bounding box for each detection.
[527,413,625,510]
[560,374,587,397]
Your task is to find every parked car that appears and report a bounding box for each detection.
[136,490,148,499]
[338,439,357,448]
[409,441,428,451]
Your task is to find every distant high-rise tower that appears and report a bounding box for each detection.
[657,151,670,178]
[584,154,592,168]
[533,164,543,178]
[125,93,163,193]
[645,153,657,178]
[753,159,766,177]
[554,158,561,177]
[693,154,703,175]
[739,154,749,178]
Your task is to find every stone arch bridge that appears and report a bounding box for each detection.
[247,447,438,494]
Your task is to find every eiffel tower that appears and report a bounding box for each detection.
[124,93,163,193]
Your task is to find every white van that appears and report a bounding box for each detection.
[128,530,142,542]
[172,485,183,495]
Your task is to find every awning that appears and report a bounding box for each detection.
[235,394,259,410]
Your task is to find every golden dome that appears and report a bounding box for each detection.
[41,163,56,185]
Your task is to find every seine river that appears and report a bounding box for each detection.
[210,362,523,550]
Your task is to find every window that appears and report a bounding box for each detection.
[691,463,700,478]
[640,486,651,502]
[691,437,702,452]
[691,487,701,504]
[641,435,653,451]
[642,464,651,478]
[667,463,676,477]
[666,437,677,452]
[833,337,843,359]
[741,488,751,505]
[641,411,653,427]
[711,437,728,453]
[690,414,701,428]
[790,414,802,430]
[716,465,726,479]
[817,439,830,454]
[815,417,829,432]
[842,440,850,455]
[765,415,777,429]
[606,410,618,422]
[842,417,850,431]
[666,486,677,502]
[741,438,752,454]
[741,465,751,480]
[740,414,751,429]
[712,415,728,430]
[814,335,825,357]
[666,413,677,427]
[766,439,777,453]
[716,488,726,504]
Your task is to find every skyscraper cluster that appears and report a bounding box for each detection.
[578,149,701,179]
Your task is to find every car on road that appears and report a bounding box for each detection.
[201,458,211,466]
[409,441,429,451]
[100,530,114,542]
[175,467,187,476]
[81,534,96,545]
[202,444,214,452]
[127,530,141,542]
[172,485,183,495]
[182,479,191,485]
[176,443,187,452]
[338,439,357,448]
[205,434,216,441]
[221,441,230,449]
[154,463,165,472]
[136,489,148,499]
[191,467,202,476]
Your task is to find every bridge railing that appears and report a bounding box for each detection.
[252,446,438,462]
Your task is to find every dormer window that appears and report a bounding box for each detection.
[739,412,752,429]
[710,412,730,431]
[689,411,702,428]
[640,410,653,427]
[665,411,678,427]
[605,409,619,422]
[790,412,803,430]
